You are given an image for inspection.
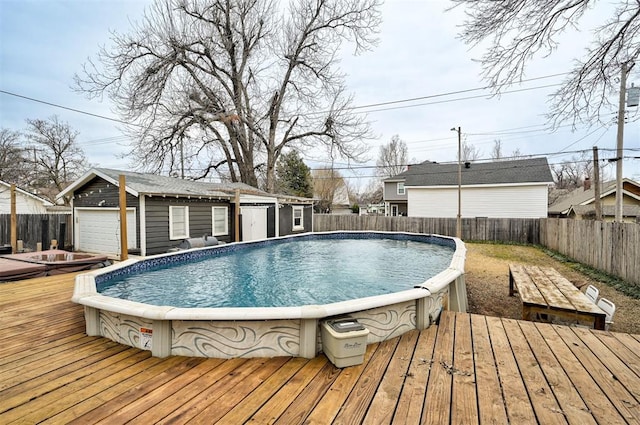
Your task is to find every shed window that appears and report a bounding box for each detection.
[397,182,405,195]
[169,206,189,240]
[212,206,228,236]
[292,206,304,231]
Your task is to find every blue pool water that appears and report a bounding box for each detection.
[98,237,454,308]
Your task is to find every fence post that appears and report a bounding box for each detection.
[10,184,17,253]
[41,217,49,251]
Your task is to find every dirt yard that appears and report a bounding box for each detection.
[464,242,640,335]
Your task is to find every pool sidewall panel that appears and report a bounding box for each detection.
[73,231,466,359]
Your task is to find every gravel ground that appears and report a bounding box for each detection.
[464,242,640,335]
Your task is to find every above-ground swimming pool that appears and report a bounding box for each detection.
[99,237,454,308]
[73,231,467,359]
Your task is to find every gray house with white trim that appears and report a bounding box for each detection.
[57,168,313,256]
[383,158,553,218]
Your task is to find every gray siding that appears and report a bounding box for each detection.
[267,205,276,238]
[279,204,312,236]
[145,198,233,255]
[69,176,234,255]
[384,181,407,201]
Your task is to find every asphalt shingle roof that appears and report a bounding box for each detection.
[548,178,640,215]
[569,204,640,218]
[96,168,232,198]
[386,157,553,187]
[93,168,313,202]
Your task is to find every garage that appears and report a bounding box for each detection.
[74,208,137,255]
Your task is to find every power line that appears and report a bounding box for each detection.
[345,72,569,111]
[0,89,139,127]
[1,72,568,125]
[305,145,639,173]
[330,83,563,116]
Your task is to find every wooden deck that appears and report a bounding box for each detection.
[2,274,640,424]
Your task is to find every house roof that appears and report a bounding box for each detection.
[57,168,232,200]
[386,157,553,187]
[569,204,640,218]
[0,180,53,206]
[57,168,314,203]
[548,178,640,215]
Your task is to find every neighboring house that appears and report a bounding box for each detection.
[383,158,554,218]
[57,168,313,256]
[314,181,352,215]
[359,203,385,216]
[548,178,640,222]
[0,180,54,214]
[383,175,409,217]
[329,183,353,214]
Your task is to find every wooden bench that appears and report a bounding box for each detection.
[509,264,606,330]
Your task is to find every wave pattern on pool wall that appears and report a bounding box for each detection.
[354,301,416,343]
[171,320,301,358]
[99,311,153,350]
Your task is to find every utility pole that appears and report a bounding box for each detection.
[451,126,462,239]
[593,146,602,221]
[615,62,628,222]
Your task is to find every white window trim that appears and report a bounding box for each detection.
[292,206,304,231]
[397,182,405,195]
[212,206,229,236]
[169,205,189,240]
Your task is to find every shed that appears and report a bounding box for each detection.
[58,169,315,256]
[57,168,233,256]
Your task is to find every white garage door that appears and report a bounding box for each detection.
[240,206,268,241]
[75,208,137,255]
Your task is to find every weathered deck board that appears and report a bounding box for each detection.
[486,316,538,423]
[518,321,597,425]
[390,326,438,424]
[1,273,640,424]
[469,314,508,423]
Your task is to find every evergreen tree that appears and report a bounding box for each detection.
[275,151,313,198]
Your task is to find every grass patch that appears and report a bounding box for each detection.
[540,247,640,300]
[468,240,640,299]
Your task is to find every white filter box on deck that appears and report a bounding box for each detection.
[321,318,369,368]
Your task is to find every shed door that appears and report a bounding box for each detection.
[240,206,268,241]
[74,208,137,255]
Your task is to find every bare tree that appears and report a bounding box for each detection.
[376,134,408,178]
[452,1,640,127]
[76,0,380,192]
[0,128,29,184]
[490,140,503,160]
[312,167,347,213]
[359,178,383,205]
[461,140,481,162]
[490,139,524,160]
[551,151,594,189]
[24,116,89,203]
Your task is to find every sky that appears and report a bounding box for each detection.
[1,0,639,192]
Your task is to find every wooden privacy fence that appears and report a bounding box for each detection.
[313,214,639,289]
[313,215,541,244]
[0,214,72,252]
[540,218,639,290]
